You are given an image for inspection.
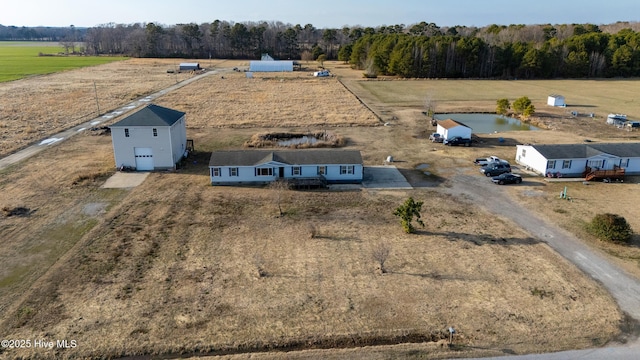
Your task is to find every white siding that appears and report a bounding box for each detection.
[210,163,363,185]
[249,61,294,72]
[111,121,187,170]
[547,95,565,106]
[515,145,548,175]
[170,116,188,163]
[439,125,471,140]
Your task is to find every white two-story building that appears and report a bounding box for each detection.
[110,104,187,171]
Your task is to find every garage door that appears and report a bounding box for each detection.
[134,147,154,171]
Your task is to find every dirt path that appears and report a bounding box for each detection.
[443,172,640,322]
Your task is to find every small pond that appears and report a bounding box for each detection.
[277,136,319,146]
[434,113,540,133]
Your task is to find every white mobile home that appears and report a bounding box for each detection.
[515,143,640,177]
[547,94,565,107]
[436,119,472,140]
[110,104,187,171]
[209,150,363,186]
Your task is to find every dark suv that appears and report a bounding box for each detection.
[443,136,472,147]
[480,163,511,176]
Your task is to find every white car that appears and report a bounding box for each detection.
[314,70,330,77]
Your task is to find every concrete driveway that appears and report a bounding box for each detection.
[101,172,149,189]
[362,165,412,189]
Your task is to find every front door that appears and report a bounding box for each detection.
[279,167,284,178]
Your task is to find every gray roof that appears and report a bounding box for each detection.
[532,143,640,159]
[110,104,185,127]
[209,150,363,167]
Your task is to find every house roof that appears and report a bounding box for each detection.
[110,104,185,127]
[437,119,471,129]
[209,150,362,167]
[530,143,640,159]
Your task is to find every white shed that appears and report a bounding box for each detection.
[436,119,472,140]
[110,104,187,171]
[547,94,565,107]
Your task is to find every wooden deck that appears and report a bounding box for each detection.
[584,166,625,181]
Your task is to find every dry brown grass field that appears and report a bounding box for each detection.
[1,60,640,359]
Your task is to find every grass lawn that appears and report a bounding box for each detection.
[0,41,127,82]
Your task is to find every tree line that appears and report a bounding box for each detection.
[346,23,640,78]
[3,20,640,78]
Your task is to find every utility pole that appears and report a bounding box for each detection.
[93,81,100,116]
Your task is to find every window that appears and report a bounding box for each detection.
[317,166,327,175]
[153,128,158,137]
[521,149,526,157]
[562,160,572,169]
[212,168,221,177]
[546,160,556,169]
[340,165,355,175]
[124,128,130,137]
[292,167,301,176]
[588,159,604,169]
[256,168,273,176]
[229,168,238,177]
[620,159,630,168]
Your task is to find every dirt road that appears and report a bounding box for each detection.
[0,68,223,171]
[444,172,640,320]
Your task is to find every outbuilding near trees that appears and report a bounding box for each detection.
[249,53,294,72]
[547,94,566,107]
[110,104,188,171]
[179,63,201,71]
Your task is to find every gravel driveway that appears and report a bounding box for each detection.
[446,172,640,358]
[444,172,640,320]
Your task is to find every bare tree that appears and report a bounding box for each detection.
[269,180,290,217]
[424,91,437,117]
[372,242,392,274]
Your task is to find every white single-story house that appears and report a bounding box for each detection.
[179,63,201,71]
[515,143,640,177]
[110,104,187,171]
[547,94,565,107]
[436,119,472,140]
[209,150,363,185]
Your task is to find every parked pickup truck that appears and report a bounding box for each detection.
[474,156,505,166]
[480,162,512,177]
[443,136,472,147]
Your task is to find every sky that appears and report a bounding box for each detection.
[1,0,639,29]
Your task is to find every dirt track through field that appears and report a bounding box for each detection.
[444,172,640,321]
[0,68,221,171]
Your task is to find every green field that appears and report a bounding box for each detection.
[0,41,128,82]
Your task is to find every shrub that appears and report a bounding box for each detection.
[587,213,633,243]
[496,98,510,115]
[393,197,425,234]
